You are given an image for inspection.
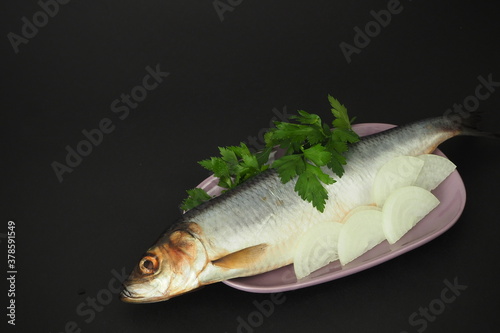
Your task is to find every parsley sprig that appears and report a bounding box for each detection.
[199,143,271,189]
[180,95,359,212]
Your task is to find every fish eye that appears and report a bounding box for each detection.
[139,254,159,275]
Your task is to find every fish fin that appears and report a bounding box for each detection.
[212,244,268,269]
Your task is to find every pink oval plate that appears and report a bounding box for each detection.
[196,123,466,293]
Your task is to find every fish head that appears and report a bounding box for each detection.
[120,226,208,303]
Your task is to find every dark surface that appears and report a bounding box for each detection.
[2,1,500,332]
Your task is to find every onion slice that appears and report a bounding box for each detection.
[382,186,440,244]
[372,156,424,207]
[338,209,385,266]
[414,154,457,191]
[293,222,343,279]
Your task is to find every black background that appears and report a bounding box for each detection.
[2,1,500,332]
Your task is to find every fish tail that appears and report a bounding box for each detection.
[454,112,500,139]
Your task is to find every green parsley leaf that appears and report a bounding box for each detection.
[333,128,359,143]
[290,110,321,125]
[255,146,273,167]
[267,121,326,147]
[219,147,239,166]
[302,144,332,167]
[294,164,335,213]
[272,154,306,183]
[180,188,212,211]
[199,157,229,179]
[328,95,351,129]
[326,150,347,177]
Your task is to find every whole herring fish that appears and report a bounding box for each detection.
[120,115,494,303]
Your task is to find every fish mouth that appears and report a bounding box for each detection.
[120,286,148,303]
[120,288,135,301]
[120,286,170,304]
[120,287,140,303]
